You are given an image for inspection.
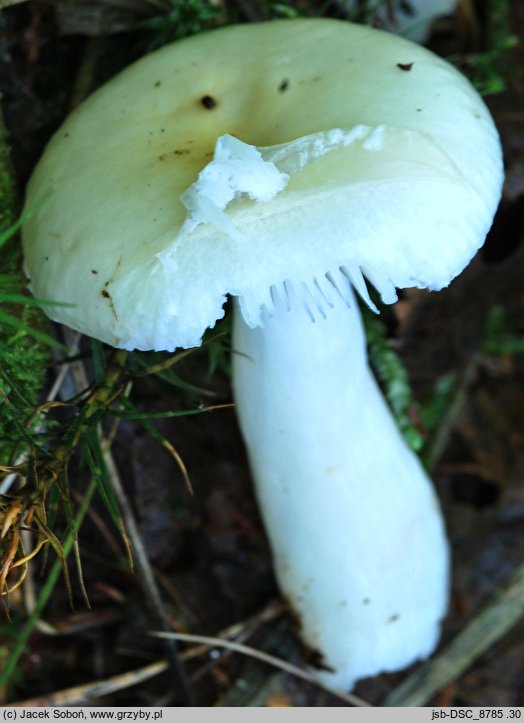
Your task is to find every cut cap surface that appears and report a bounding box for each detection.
[23,18,503,351]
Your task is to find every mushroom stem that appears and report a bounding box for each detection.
[232,280,450,690]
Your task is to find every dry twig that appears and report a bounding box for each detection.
[11,600,285,706]
[154,630,372,707]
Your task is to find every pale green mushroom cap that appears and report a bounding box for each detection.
[22,18,503,351]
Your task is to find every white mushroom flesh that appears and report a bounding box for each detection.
[232,281,450,689]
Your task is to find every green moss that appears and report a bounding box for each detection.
[0,116,50,465]
[361,304,425,452]
[140,0,223,50]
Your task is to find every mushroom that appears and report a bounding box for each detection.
[22,19,503,690]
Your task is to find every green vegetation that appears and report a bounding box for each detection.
[362,306,425,453]
[460,0,518,96]
[0,123,51,466]
[483,304,524,355]
[140,0,223,49]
